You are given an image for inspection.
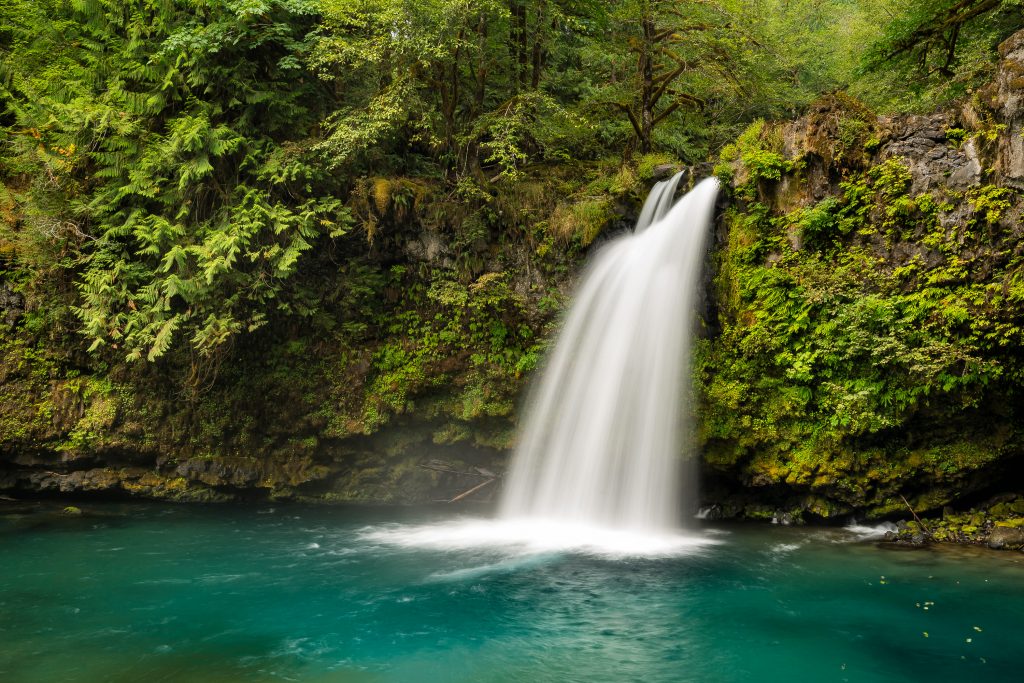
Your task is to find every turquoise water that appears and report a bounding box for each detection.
[2,503,1022,682]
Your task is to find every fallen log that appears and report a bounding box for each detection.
[418,462,493,478]
[448,478,497,504]
[900,494,934,539]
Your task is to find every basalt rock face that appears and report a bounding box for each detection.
[992,30,1024,189]
[880,114,984,193]
[0,281,23,327]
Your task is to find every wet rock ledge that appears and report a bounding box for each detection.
[886,495,1024,551]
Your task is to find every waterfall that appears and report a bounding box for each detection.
[635,171,687,233]
[499,175,719,532]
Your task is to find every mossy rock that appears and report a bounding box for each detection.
[990,502,1012,517]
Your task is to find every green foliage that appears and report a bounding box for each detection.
[968,185,1013,224]
[2,0,350,363]
[742,149,791,184]
[859,0,1024,111]
[868,157,913,198]
[589,0,765,156]
[700,149,1024,511]
[944,127,969,144]
[314,264,546,439]
[785,198,841,250]
[1,1,1011,372]
[728,0,888,111]
[716,120,793,198]
[311,0,608,174]
[472,92,590,179]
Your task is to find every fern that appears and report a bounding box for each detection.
[4,0,346,362]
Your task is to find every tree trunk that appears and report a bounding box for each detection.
[470,13,489,178]
[530,0,547,90]
[639,15,656,153]
[509,0,528,92]
[517,2,529,88]
[473,14,488,116]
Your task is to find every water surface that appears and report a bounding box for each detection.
[2,503,1021,682]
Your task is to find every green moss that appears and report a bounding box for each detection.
[59,377,125,451]
[989,501,1012,517]
[702,144,1023,520]
[717,120,793,196]
[0,328,62,444]
[473,426,516,451]
[433,422,472,445]
[551,197,615,246]
[995,518,1024,528]
[635,153,677,182]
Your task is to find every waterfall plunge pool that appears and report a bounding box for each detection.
[3,502,1023,682]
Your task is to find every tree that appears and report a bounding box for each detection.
[590,0,758,157]
[870,1,1019,76]
[312,0,602,179]
[862,0,1024,106]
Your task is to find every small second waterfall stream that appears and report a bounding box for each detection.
[499,175,719,532]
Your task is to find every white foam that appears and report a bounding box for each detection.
[427,553,558,582]
[843,522,898,540]
[769,542,804,554]
[359,518,721,559]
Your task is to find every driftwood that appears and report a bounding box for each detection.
[900,494,934,539]
[418,461,495,479]
[448,478,497,504]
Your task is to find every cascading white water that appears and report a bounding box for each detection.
[499,175,719,532]
[635,170,687,233]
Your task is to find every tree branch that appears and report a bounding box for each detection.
[653,93,704,125]
[880,0,1001,63]
[612,102,644,140]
